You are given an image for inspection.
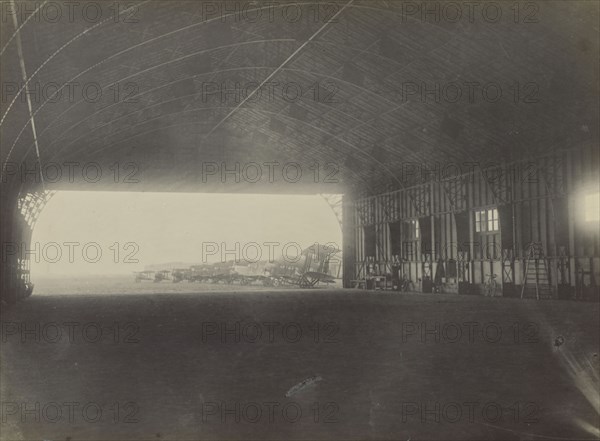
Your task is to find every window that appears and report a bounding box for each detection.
[584,192,600,222]
[475,208,499,233]
[487,208,499,231]
[405,219,420,239]
[402,220,420,260]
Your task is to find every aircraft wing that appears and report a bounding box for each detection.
[304,271,336,283]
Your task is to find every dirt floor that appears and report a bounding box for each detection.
[1,289,599,440]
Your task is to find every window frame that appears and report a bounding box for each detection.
[475,208,499,233]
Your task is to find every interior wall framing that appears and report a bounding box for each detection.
[343,144,600,300]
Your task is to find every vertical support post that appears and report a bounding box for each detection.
[342,194,356,288]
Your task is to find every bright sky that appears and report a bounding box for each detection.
[31,191,342,277]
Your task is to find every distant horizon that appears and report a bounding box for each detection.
[34,273,135,279]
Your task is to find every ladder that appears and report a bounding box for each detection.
[520,243,552,300]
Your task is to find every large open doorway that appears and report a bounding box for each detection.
[29,191,343,295]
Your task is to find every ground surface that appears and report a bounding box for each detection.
[1,288,599,441]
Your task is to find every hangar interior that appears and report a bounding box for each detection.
[1,1,599,440]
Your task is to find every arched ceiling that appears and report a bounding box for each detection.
[1,1,598,194]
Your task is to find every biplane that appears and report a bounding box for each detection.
[266,243,340,287]
[172,268,191,283]
[134,269,172,283]
[134,270,155,282]
[154,270,171,282]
